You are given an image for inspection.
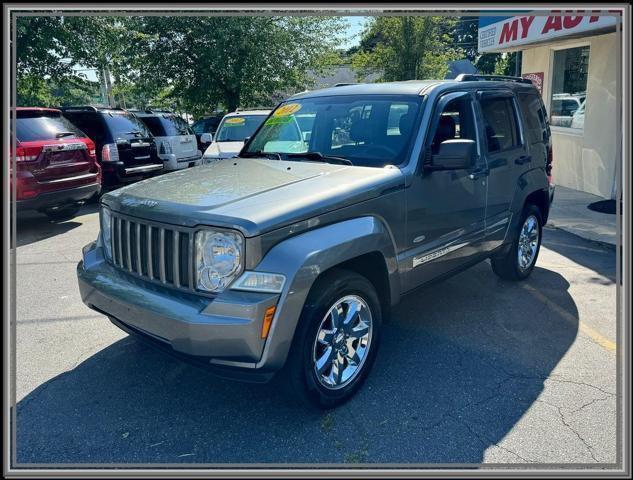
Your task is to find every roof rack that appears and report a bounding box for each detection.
[455,74,533,85]
[60,105,127,112]
[334,83,357,87]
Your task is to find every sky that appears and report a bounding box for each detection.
[73,16,369,84]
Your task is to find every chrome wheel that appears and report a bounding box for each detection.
[312,295,373,390]
[517,214,540,271]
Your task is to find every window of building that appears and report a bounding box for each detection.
[480,97,521,153]
[550,45,589,131]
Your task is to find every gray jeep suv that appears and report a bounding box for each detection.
[78,75,554,408]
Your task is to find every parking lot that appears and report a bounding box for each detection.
[14,203,618,466]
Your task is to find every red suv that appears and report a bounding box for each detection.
[12,107,101,220]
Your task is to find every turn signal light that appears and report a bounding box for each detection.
[261,306,277,339]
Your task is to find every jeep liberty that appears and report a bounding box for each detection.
[78,75,555,408]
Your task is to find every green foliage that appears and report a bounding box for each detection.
[352,16,463,81]
[130,16,344,115]
[15,15,343,113]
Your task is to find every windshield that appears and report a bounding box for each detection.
[15,111,86,142]
[244,95,423,167]
[139,114,192,137]
[102,112,153,138]
[215,115,267,142]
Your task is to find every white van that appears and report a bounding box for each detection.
[133,110,202,171]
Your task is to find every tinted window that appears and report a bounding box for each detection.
[62,112,106,143]
[101,112,153,138]
[480,97,521,153]
[15,111,86,142]
[215,115,267,142]
[431,96,476,154]
[518,93,548,144]
[139,115,192,136]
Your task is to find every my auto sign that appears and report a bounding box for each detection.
[478,12,619,53]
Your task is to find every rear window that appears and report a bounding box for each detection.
[517,93,549,144]
[15,111,86,142]
[480,97,521,153]
[138,115,193,137]
[101,112,153,138]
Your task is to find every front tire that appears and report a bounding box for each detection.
[491,204,543,280]
[282,269,382,409]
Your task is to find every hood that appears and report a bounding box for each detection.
[203,141,244,159]
[103,158,403,237]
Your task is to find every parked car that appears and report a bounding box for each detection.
[191,115,223,152]
[201,109,271,163]
[60,106,163,189]
[132,110,202,171]
[570,99,586,129]
[550,93,584,128]
[78,75,554,408]
[12,107,101,220]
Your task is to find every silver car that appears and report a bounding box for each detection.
[78,75,553,408]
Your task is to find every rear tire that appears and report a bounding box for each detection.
[43,203,81,222]
[491,204,542,281]
[281,269,382,409]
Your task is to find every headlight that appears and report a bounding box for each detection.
[195,230,243,293]
[100,207,113,260]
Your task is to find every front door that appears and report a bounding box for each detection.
[402,91,488,292]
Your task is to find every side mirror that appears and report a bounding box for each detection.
[426,139,476,171]
[200,132,213,144]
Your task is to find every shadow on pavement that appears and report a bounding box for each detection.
[14,203,99,248]
[16,262,578,465]
[542,227,616,284]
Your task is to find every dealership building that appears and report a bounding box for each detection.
[478,12,621,200]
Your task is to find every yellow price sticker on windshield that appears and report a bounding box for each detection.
[225,117,246,125]
[273,103,302,117]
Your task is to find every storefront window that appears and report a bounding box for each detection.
[549,46,589,131]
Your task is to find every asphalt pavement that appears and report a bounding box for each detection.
[13,204,619,466]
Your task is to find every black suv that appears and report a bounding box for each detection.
[60,106,163,189]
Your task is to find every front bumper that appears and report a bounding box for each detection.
[77,242,280,382]
[16,182,100,212]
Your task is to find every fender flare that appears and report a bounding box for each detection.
[253,215,399,371]
[508,167,550,229]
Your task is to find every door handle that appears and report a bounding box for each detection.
[515,155,532,165]
[468,167,489,180]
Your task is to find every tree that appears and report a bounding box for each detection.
[453,17,478,63]
[130,16,344,115]
[351,16,463,81]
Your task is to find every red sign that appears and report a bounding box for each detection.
[522,72,544,94]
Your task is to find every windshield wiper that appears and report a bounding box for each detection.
[240,150,282,160]
[55,132,75,138]
[124,130,142,136]
[286,151,353,166]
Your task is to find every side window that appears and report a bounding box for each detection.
[431,97,476,154]
[518,93,548,144]
[65,113,104,144]
[479,97,521,153]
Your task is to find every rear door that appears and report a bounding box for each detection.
[403,91,488,291]
[476,90,528,233]
[15,110,95,183]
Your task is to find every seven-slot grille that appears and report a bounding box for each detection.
[109,213,194,291]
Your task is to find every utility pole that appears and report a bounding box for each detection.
[102,65,115,107]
